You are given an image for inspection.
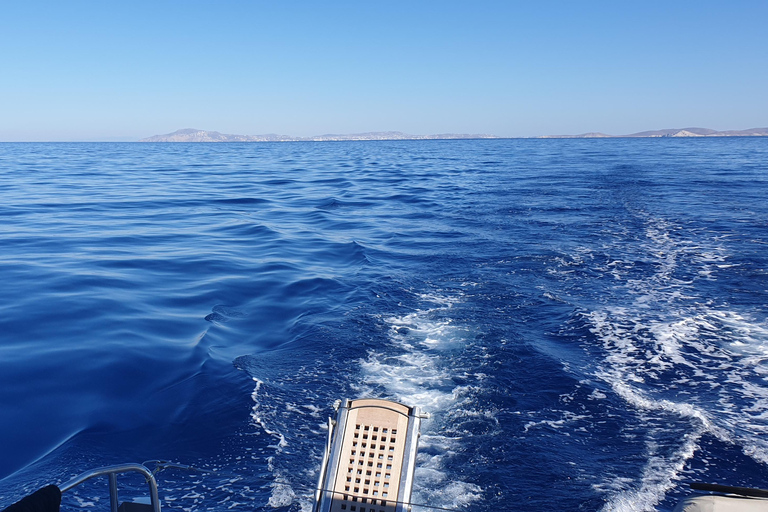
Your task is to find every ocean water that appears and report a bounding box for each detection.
[0,138,767,512]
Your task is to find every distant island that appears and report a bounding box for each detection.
[140,127,768,142]
[537,127,768,138]
[140,129,500,142]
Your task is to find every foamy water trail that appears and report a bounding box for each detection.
[245,368,329,512]
[243,291,488,511]
[356,292,485,511]
[248,379,304,510]
[585,214,768,511]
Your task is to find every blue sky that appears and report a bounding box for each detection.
[1,1,766,141]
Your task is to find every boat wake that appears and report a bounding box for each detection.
[576,213,768,511]
[239,289,488,511]
[356,292,486,511]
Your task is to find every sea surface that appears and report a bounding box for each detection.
[1,139,767,512]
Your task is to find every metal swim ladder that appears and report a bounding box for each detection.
[314,398,428,512]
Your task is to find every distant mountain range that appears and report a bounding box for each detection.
[139,128,499,142]
[140,127,768,142]
[537,127,768,138]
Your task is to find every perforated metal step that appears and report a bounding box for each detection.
[314,399,426,512]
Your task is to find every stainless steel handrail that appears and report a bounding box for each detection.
[313,415,336,511]
[59,463,160,512]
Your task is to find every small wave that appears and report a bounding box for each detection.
[205,305,248,323]
[213,197,271,206]
[314,198,345,211]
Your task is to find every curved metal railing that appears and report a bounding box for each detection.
[60,463,160,512]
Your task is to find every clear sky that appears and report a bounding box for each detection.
[1,1,766,141]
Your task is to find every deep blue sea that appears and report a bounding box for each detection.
[1,139,767,512]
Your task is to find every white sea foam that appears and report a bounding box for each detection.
[523,410,590,433]
[584,214,768,511]
[599,430,702,512]
[357,293,484,511]
[248,377,316,511]
[266,480,296,508]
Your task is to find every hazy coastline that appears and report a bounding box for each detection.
[140,127,768,142]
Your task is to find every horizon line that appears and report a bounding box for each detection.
[3,126,768,143]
